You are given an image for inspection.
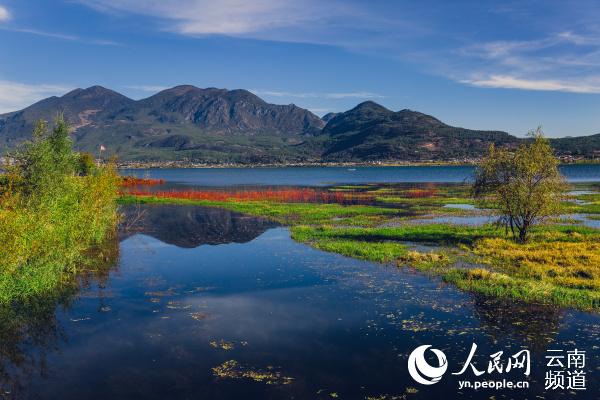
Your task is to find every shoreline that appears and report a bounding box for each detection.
[116,160,600,169]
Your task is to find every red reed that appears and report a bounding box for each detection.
[121,176,166,187]
[404,189,437,198]
[125,187,373,205]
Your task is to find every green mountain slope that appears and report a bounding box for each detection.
[321,101,520,161]
[0,86,598,163]
[550,134,600,159]
[0,85,325,162]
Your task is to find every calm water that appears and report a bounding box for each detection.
[121,164,600,186]
[3,205,599,399]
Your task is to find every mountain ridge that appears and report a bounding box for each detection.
[1,85,598,163]
[321,101,520,161]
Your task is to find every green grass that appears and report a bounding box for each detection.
[443,268,600,310]
[290,224,496,246]
[577,202,600,214]
[0,118,119,303]
[119,195,403,226]
[291,226,410,263]
[574,193,600,202]
[563,202,600,214]
[376,195,474,206]
[290,224,600,310]
[0,171,119,303]
[562,189,600,214]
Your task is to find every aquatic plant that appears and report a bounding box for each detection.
[124,187,374,205]
[404,189,437,198]
[212,360,294,385]
[119,194,400,226]
[120,176,165,187]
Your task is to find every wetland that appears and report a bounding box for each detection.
[2,165,600,399]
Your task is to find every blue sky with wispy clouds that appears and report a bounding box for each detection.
[1,0,599,137]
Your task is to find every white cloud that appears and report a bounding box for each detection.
[6,27,78,41]
[461,75,600,94]
[75,0,409,52]
[0,26,120,45]
[556,31,598,46]
[0,5,10,22]
[78,0,353,35]
[447,31,600,93]
[78,1,600,95]
[0,81,72,114]
[250,89,385,100]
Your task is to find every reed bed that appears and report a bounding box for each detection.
[404,189,438,198]
[120,176,165,187]
[124,187,374,205]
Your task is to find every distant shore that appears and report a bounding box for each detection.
[3,156,598,170]
[117,161,474,169]
[116,159,599,169]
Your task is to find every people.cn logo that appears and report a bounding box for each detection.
[408,345,448,385]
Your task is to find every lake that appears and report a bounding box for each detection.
[2,168,600,399]
[121,164,600,186]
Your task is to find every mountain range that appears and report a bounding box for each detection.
[1,85,598,163]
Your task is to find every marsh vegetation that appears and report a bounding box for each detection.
[121,167,600,310]
[0,117,119,303]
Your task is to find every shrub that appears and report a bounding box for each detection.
[0,116,119,303]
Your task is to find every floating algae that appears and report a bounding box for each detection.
[212,360,293,385]
[209,339,248,350]
[400,312,442,332]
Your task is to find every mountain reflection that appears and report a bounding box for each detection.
[119,204,278,248]
[0,295,66,398]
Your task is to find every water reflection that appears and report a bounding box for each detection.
[0,294,68,398]
[0,240,119,398]
[120,205,278,248]
[1,207,599,399]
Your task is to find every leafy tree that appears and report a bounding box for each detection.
[472,128,566,243]
[9,115,76,199]
[76,152,96,176]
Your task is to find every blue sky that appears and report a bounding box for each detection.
[1,0,600,137]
